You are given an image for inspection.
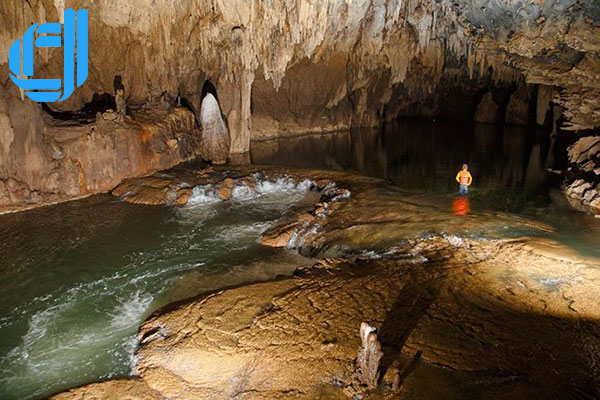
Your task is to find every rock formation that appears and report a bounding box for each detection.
[216,177,234,199]
[37,162,600,399]
[199,93,230,164]
[51,236,600,399]
[355,322,384,390]
[0,105,200,212]
[564,136,600,215]
[115,89,126,121]
[1,0,599,209]
[474,92,502,124]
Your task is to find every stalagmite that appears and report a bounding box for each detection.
[506,85,531,126]
[354,322,384,390]
[114,76,126,121]
[199,93,230,165]
[115,89,126,121]
[474,92,501,124]
[344,322,384,396]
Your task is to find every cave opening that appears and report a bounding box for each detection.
[200,80,218,102]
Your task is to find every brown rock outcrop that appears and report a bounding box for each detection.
[112,176,195,206]
[260,184,352,248]
[564,136,600,215]
[569,136,600,173]
[0,105,200,212]
[260,221,300,248]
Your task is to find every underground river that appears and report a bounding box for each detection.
[1,121,599,399]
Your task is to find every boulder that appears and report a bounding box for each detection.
[217,186,232,201]
[568,136,600,172]
[566,179,592,198]
[216,178,235,200]
[175,188,193,205]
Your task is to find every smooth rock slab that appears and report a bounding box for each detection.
[50,379,162,400]
[131,238,600,399]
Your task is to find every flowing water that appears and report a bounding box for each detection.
[1,120,599,399]
[0,177,319,399]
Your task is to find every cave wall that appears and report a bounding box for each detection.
[0,0,599,209]
[0,86,200,211]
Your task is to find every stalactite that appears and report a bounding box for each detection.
[1,0,599,154]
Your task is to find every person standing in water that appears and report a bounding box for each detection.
[455,164,473,195]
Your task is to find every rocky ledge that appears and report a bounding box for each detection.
[564,135,600,216]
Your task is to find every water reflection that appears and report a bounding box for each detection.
[251,120,555,209]
[251,119,600,256]
[452,196,471,216]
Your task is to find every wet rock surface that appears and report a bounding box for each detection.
[50,378,161,400]
[53,164,600,399]
[56,236,600,399]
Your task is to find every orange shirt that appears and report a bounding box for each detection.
[456,170,472,186]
